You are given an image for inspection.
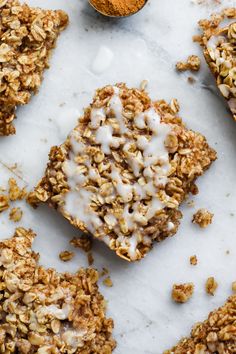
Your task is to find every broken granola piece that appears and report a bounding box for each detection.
[176,55,201,72]
[172,283,194,303]
[30,84,216,261]
[0,228,116,353]
[0,0,68,136]
[190,255,198,265]
[205,276,218,295]
[9,206,23,222]
[70,235,93,252]
[165,294,236,354]
[200,8,236,121]
[0,194,9,212]
[59,250,74,262]
[8,178,27,201]
[192,208,214,228]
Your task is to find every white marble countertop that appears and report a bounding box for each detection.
[1,0,236,353]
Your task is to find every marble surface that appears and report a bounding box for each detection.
[1,0,236,353]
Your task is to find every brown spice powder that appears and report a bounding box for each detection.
[90,0,146,17]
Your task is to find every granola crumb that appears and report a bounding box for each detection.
[103,277,113,287]
[176,55,201,72]
[188,76,197,84]
[205,276,218,295]
[165,293,236,353]
[9,207,23,222]
[0,228,116,352]
[0,194,9,212]
[190,255,198,265]
[172,283,194,303]
[8,178,27,201]
[87,251,94,266]
[59,250,74,262]
[232,281,236,293]
[70,236,92,252]
[100,267,109,277]
[192,208,214,228]
[187,200,195,208]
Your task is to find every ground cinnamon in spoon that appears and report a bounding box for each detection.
[90,0,146,17]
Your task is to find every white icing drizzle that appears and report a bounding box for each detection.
[64,190,102,233]
[109,86,127,134]
[90,108,106,129]
[96,125,125,154]
[167,221,175,231]
[62,86,173,260]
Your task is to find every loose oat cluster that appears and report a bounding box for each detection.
[0,228,115,353]
[176,55,201,72]
[172,283,194,303]
[200,8,236,120]
[165,294,236,354]
[192,208,214,228]
[0,0,68,136]
[28,83,216,261]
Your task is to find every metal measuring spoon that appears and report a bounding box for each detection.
[89,0,148,18]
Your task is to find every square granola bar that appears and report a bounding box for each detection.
[200,8,236,120]
[0,0,68,136]
[0,227,115,353]
[165,294,236,353]
[29,84,216,261]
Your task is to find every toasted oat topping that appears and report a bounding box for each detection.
[205,277,218,295]
[192,209,214,228]
[0,228,116,353]
[165,294,236,354]
[9,206,23,222]
[190,255,198,265]
[176,55,201,72]
[172,283,194,303]
[59,250,74,262]
[200,8,236,120]
[30,84,216,261]
[0,0,68,136]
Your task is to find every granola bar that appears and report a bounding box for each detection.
[165,295,236,354]
[0,227,115,353]
[30,84,216,261]
[200,8,236,120]
[0,0,68,136]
